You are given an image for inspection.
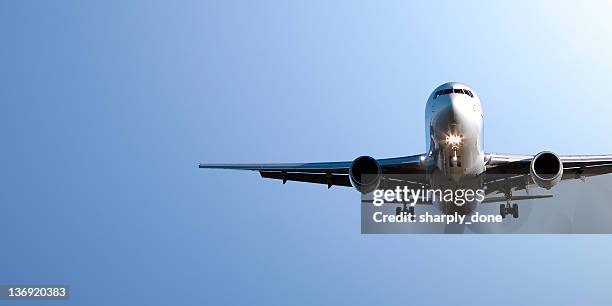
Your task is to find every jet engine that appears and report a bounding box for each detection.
[530,151,563,189]
[349,156,382,194]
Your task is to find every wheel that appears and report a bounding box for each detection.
[395,207,402,216]
[512,203,519,218]
[408,206,416,221]
[499,204,506,218]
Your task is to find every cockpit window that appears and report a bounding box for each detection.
[434,88,474,99]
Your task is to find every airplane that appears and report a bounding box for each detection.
[199,82,612,219]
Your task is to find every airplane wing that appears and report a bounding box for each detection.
[199,154,426,188]
[484,153,612,195]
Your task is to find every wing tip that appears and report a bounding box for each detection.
[199,163,225,169]
[198,163,260,171]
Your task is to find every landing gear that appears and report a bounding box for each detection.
[499,189,520,219]
[396,204,416,220]
[499,202,519,219]
[512,203,519,218]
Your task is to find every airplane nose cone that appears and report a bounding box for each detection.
[436,96,463,123]
[430,92,478,136]
[449,96,470,122]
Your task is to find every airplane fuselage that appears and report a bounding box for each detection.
[425,82,486,213]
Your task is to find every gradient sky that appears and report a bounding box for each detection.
[3,1,612,305]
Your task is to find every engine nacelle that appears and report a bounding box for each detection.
[530,151,563,189]
[349,156,382,194]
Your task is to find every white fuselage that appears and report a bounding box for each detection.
[424,82,485,212]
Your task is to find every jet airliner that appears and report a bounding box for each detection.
[199,82,612,219]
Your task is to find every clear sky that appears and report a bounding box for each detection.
[3,1,612,305]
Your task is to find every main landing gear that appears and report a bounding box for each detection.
[395,203,416,221]
[499,201,519,219]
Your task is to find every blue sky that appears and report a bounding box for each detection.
[2,1,612,305]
